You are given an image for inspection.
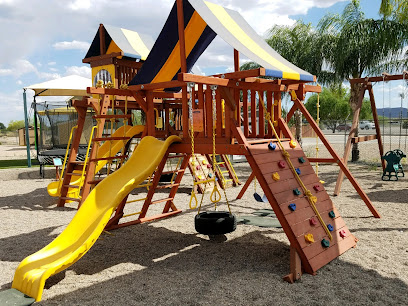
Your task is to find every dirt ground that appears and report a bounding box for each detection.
[0,151,407,305]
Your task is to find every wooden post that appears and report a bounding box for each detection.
[283,245,303,283]
[334,84,367,195]
[176,0,187,73]
[236,171,255,199]
[234,49,239,72]
[368,84,386,171]
[292,96,381,218]
[99,24,105,55]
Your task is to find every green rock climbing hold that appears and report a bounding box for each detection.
[328,210,336,218]
[321,239,330,248]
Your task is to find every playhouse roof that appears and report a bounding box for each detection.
[84,24,154,61]
[25,75,92,96]
[129,0,314,87]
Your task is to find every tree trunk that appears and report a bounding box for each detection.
[350,82,363,162]
[294,110,302,147]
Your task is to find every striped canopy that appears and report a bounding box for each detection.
[85,24,154,61]
[129,0,314,88]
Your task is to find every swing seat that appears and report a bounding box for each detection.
[195,211,237,235]
[381,150,404,181]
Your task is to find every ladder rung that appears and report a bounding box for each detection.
[224,179,233,183]
[167,154,186,159]
[87,179,104,185]
[90,155,128,162]
[93,137,130,142]
[161,169,185,175]
[93,115,131,119]
[60,196,80,202]
[63,184,80,188]
[67,172,82,176]
[70,161,85,164]
[156,183,180,190]
[150,197,174,205]
[221,171,229,174]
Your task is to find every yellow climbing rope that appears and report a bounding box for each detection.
[258,90,332,240]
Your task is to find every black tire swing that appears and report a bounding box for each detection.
[187,83,236,235]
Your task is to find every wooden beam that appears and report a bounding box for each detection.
[350,73,407,84]
[293,96,381,218]
[178,73,284,92]
[82,52,123,63]
[308,158,337,163]
[128,80,186,91]
[169,144,248,155]
[351,135,377,144]
[212,68,266,80]
[99,24,105,55]
[176,0,187,73]
[234,49,240,72]
[236,171,255,199]
[334,84,367,195]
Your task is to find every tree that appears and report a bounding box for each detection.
[318,0,408,160]
[7,120,25,131]
[0,122,5,130]
[380,0,408,22]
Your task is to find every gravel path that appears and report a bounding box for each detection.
[0,161,407,305]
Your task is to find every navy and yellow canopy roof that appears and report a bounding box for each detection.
[129,0,314,87]
[85,24,154,61]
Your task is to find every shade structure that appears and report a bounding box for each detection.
[129,0,314,88]
[25,75,92,97]
[85,24,155,61]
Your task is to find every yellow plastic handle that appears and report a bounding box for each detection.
[210,185,221,203]
[189,190,198,209]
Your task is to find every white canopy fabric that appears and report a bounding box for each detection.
[25,75,91,96]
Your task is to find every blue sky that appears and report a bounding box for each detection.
[0,0,405,126]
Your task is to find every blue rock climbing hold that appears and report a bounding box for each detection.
[327,224,334,232]
[288,203,296,211]
[268,142,276,150]
[295,168,301,175]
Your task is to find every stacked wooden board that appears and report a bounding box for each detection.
[247,140,357,274]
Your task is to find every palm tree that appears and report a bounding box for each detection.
[380,0,408,22]
[319,0,408,160]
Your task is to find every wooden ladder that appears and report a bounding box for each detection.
[105,152,191,230]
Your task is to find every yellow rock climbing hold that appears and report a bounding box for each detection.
[272,172,280,181]
[305,233,315,243]
[289,140,297,148]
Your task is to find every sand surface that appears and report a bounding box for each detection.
[0,159,407,305]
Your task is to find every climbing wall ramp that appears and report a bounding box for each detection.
[247,140,357,274]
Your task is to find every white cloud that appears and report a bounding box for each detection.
[16,80,22,85]
[0,60,36,77]
[53,40,90,51]
[48,61,56,66]
[64,65,91,78]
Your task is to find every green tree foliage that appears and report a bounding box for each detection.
[380,0,408,22]
[0,122,5,130]
[305,86,372,133]
[7,120,25,131]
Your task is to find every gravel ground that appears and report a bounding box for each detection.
[0,157,407,305]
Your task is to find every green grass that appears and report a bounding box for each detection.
[0,159,40,169]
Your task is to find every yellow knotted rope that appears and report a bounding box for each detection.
[259,90,332,240]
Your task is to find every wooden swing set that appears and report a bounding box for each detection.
[57,0,382,282]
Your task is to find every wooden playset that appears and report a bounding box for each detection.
[7,0,385,303]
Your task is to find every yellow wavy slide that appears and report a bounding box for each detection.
[47,125,145,197]
[13,135,181,301]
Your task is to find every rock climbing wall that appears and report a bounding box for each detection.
[247,140,357,274]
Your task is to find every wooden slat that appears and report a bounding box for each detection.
[205,88,213,138]
[351,134,377,143]
[258,91,265,138]
[266,91,273,138]
[224,89,231,140]
[216,88,223,136]
[250,90,256,137]
[243,90,249,137]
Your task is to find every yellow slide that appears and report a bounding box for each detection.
[47,125,145,197]
[13,135,181,301]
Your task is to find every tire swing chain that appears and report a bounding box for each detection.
[198,85,232,215]
[260,89,332,240]
[187,83,215,210]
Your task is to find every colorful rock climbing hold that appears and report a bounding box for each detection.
[207,164,212,169]
[288,203,296,211]
[321,239,330,248]
[198,175,203,180]
[289,139,297,148]
[305,233,315,243]
[310,217,318,226]
[298,157,306,163]
[328,210,336,219]
[196,165,201,170]
[268,142,277,150]
[208,173,213,178]
[293,188,301,196]
[295,168,301,175]
[278,160,286,168]
[272,172,280,181]
[313,184,321,192]
[339,229,347,238]
[202,160,208,165]
[327,224,334,232]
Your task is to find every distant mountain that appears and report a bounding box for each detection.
[376,107,408,118]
